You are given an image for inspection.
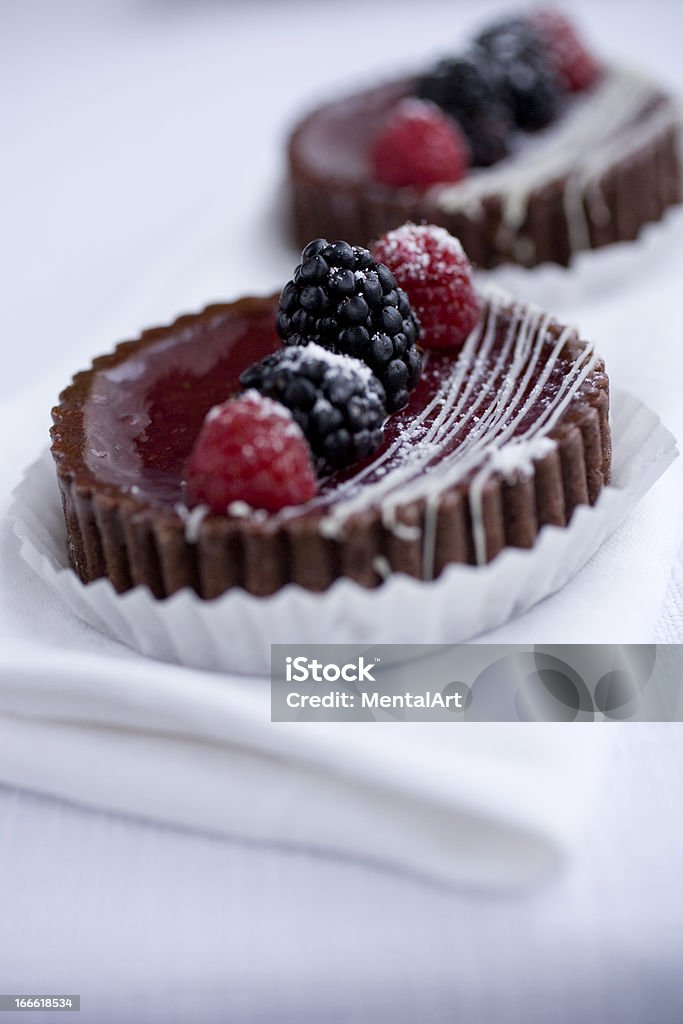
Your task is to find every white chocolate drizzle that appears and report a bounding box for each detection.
[300,291,600,574]
[434,66,681,260]
[175,502,210,544]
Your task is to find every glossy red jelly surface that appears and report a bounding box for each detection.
[78,295,574,518]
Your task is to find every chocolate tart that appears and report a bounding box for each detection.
[288,67,681,267]
[50,293,611,599]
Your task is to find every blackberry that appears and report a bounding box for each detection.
[276,239,422,412]
[417,54,513,166]
[240,344,387,473]
[475,17,560,131]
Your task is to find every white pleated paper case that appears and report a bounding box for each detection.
[9,388,677,674]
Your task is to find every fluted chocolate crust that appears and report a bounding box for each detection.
[288,69,681,268]
[51,298,611,600]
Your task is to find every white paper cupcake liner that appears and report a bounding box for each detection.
[9,389,677,674]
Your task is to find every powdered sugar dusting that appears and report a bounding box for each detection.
[205,391,305,443]
[376,223,466,282]
[205,404,223,424]
[241,390,300,426]
[286,341,376,385]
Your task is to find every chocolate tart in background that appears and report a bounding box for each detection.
[287,10,681,267]
[50,291,610,600]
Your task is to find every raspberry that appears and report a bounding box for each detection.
[186,393,317,514]
[531,8,601,93]
[372,224,482,351]
[371,98,470,188]
[475,18,560,131]
[417,54,513,166]
[276,238,422,412]
[240,344,387,473]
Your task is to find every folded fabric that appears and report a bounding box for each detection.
[0,640,612,888]
[655,548,683,643]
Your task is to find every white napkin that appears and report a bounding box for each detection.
[655,549,683,642]
[0,197,681,889]
[0,639,613,888]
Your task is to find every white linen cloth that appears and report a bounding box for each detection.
[2,723,683,1024]
[0,641,612,888]
[656,548,683,642]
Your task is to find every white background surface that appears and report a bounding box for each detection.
[2,1,683,1021]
